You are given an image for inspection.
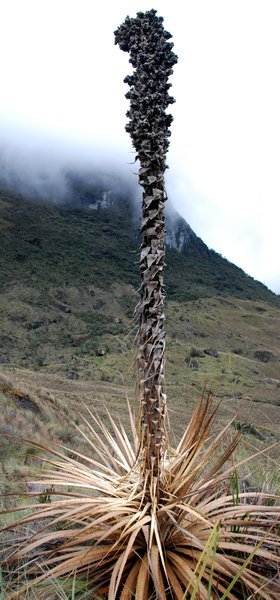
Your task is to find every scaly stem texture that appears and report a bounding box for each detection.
[115,10,177,484]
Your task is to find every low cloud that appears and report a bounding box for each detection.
[0,125,139,203]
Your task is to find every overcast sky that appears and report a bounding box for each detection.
[0,0,280,293]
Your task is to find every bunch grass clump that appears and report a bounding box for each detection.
[1,393,279,599]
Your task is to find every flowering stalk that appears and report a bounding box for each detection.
[115,10,177,486]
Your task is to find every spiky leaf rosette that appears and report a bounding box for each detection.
[2,396,280,598]
[115,10,178,481]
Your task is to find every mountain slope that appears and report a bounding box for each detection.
[0,184,278,305]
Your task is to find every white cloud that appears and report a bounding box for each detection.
[0,0,279,292]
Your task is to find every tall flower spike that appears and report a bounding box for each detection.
[115,10,178,489]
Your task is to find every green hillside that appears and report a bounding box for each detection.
[0,185,279,409]
[0,187,279,374]
[0,188,278,304]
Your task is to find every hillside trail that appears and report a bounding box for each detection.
[4,367,133,397]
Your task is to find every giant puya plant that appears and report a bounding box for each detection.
[1,10,280,600]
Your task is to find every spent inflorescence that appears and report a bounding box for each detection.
[114,9,178,166]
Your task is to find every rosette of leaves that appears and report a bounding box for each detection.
[1,396,280,598]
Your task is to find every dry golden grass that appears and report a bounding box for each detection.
[1,392,280,599]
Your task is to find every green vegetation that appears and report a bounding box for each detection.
[165,241,279,304]
[0,189,279,385]
[0,189,278,306]
[0,192,139,291]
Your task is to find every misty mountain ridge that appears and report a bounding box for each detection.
[0,146,278,294]
[0,155,199,254]
[0,158,209,256]
[64,170,206,256]
[0,165,278,309]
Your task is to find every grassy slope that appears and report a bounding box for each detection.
[0,190,278,304]
[0,189,279,488]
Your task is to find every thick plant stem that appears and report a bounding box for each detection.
[138,166,166,482]
[115,10,177,486]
